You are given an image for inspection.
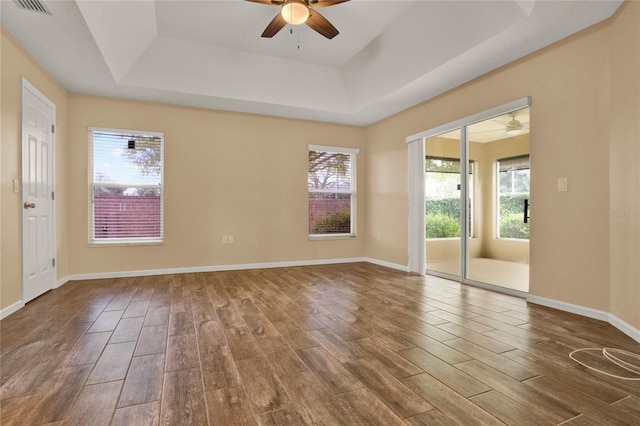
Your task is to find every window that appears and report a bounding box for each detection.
[89,128,164,245]
[308,145,359,238]
[425,156,473,238]
[497,155,529,239]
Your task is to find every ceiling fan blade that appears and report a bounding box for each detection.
[262,13,287,38]
[309,0,350,8]
[306,9,339,39]
[245,0,283,5]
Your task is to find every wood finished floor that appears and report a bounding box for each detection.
[1,263,639,425]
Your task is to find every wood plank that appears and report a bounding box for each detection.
[353,338,423,378]
[402,373,503,425]
[15,364,93,424]
[437,322,515,353]
[296,346,363,393]
[143,306,170,327]
[112,401,160,426]
[200,344,240,390]
[404,410,457,426]
[165,334,199,371]
[224,326,263,360]
[66,331,111,366]
[134,325,168,356]
[118,353,165,408]
[334,388,405,425]
[401,330,472,365]
[87,309,124,333]
[524,375,640,425]
[470,390,561,426]
[444,338,539,381]
[122,301,150,318]
[168,311,195,336]
[161,368,208,425]
[235,356,290,414]
[86,341,136,385]
[63,380,122,425]
[343,358,433,419]
[308,328,367,363]
[110,316,144,343]
[205,385,256,425]
[398,347,490,397]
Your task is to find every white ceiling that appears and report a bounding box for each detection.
[1,0,622,126]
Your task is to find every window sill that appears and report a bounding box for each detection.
[89,239,164,247]
[309,234,356,241]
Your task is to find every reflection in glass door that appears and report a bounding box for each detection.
[465,108,530,292]
[423,106,530,293]
[424,130,462,278]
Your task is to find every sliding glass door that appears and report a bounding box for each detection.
[421,102,530,293]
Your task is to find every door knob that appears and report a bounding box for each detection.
[24,202,36,209]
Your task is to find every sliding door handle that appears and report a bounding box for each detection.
[524,198,529,224]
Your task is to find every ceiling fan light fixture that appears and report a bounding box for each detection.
[505,117,523,135]
[281,0,309,25]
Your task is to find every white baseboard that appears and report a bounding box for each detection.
[609,314,640,344]
[61,257,369,282]
[0,300,25,320]
[527,294,640,344]
[526,294,610,321]
[365,257,410,273]
[56,276,70,289]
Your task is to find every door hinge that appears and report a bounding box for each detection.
[52,191,55,200]
[51,124,55,133]
[52,258,56,267]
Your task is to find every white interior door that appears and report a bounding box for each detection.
[22,78,56,303]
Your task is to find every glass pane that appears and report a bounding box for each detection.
[465,107,530,292]
[498,166,530,239]
[93,187,161,239]
[308,193,351,234]
[93,132,162,186]
[308,151,352,191]
[425,130,461,278]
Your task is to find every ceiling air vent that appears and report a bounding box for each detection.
[14,0,51,15]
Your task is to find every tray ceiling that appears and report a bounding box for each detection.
[1,0,622,125]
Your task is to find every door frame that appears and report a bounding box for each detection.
[405,97,530,295]
[21,77,57,301]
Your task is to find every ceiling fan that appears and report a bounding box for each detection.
[245,0,350,39]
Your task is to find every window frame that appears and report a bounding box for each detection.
[307,144,359,240]
[88,127,164,246]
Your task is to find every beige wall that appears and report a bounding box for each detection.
[609,1,640,329]
[67,95,366,275]
[1,28,68,310]
[366,12,614,312]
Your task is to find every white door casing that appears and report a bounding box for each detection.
[21,78,56,303]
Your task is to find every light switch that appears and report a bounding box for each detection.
[13,179,19,193]
[558,177,568,192]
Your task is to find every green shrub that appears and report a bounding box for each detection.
[313,211,350,234]
[500,212,529,239]
[499,193,529,218]
[426,198,460,220]
[426,213,460,238]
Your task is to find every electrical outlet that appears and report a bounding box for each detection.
[228,235,234,244]
[222,236,228,244]
[558,177,568,192]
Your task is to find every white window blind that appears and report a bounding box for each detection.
[89,128,164,245]
[308,145,359,237]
